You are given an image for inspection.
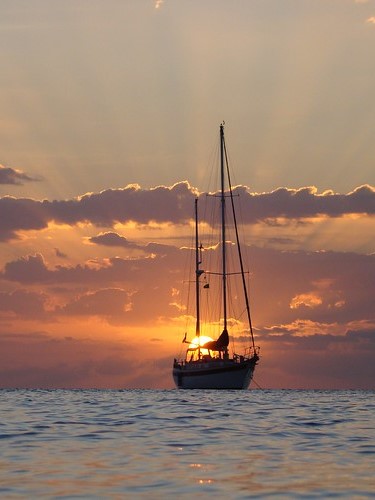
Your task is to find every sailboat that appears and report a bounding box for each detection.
[172,123,260,389]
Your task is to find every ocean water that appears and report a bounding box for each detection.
[0,390,374,499]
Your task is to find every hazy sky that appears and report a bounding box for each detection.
[1,0,375,198]
[0,0,374,389]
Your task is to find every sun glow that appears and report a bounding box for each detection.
[189,335,214,349]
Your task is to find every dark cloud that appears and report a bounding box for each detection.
[90,232,138,248]
[1,244,374,330]
[60,288,132,320]
[2,254,51,283]
[232,184,375,222]
[0,164,41,185]
[89,231,180,257]
[58,283,178,326]
[1,250,180,325]
[0,182,374,241]
[259,323,375,347]
[1,251,180,288]
[0,197,50,241]
[256,325,375,389]
[0,332,143,389]
[49,181,195,226]
[0,329,169,389]
[248,247,375,326]
[0,289,48,319]
[54,248,68,259]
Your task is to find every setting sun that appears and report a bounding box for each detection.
[187,336,215,359]
[189,336,214,350]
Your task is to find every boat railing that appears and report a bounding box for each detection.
[174,346,260,369]
[244,346,260,359]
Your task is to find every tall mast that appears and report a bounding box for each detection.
[220,124,228,332]
[195,197,201,338]
[223,141,256,351]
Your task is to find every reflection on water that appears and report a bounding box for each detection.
[0,389,374,497]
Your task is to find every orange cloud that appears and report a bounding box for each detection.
[1,182,374,389]
[290,293,323,309]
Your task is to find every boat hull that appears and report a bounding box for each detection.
[172,357,257,390]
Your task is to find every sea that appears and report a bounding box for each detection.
[0,389,374,499]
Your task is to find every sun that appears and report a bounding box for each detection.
[189,336,214,350]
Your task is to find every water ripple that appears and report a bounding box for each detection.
[0,389,374,497]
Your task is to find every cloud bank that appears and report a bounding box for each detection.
[0,181,374,389]
[0,243,374,388]
[0,182,374,241]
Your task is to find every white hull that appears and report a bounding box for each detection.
[173,357,257,390]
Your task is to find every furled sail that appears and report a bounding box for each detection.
[202,329,229,351]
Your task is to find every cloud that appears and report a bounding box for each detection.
[58,280,179,326]
[90,232,138,248]
[0,182,195,241]
[0,177,373,387]
[0,182,374,242]
[0,321,373,389]
[255,319,375,389]
[258,321,375,389]
[54,247,68,259]
[1,244,373,330]
[289,279,345,312]
[0,164,41,185]
[290,293,323,309]
[0,197,50,241]
[0,289,49,319]
[1,251,181,287]
[241,184,375,221]
[252,247,374,325]
[264,336,375,390]
[0,241,373,388]
[260,321,375,347]
[0,332,147,389]
[60,288,133,320]
[1,250,181,325]
[89,231,180,256]
[2,253,51,283]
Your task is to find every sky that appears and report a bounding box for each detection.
[0,0,374,389]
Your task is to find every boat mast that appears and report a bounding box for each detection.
[195,197,201,339]
[220,124,228,332]
[223,141,256,351]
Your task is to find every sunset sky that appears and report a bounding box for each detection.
[1,0,374,389]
